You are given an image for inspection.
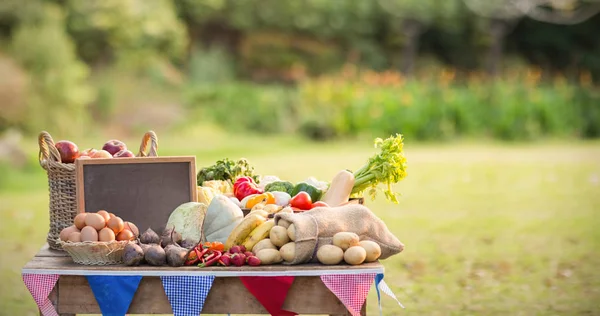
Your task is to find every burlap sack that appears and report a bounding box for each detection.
[274,204,404,265]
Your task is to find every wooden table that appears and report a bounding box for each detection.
[23,245,384,315]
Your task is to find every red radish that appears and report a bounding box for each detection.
[219,255,231,266]
[230,245,242,254]
[239,245,247,253]
[230,253,246,266]
[244,251,254,259]
[247,256,261,266]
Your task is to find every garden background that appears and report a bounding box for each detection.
[0,0,599,315]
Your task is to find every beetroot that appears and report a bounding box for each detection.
[145,244,166,266]
[161,228,182,248]
[165,244,188,267]
[140,228,160,244]
[230,253,246,267]
[247,256,261,266]
[123,243,144,266]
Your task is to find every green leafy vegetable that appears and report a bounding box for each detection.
[351,134,407,203]
[264,181,294,195]
[197,158,259,186]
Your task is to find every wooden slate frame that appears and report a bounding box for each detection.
[75,156,197,233]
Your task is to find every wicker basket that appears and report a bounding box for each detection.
[59,240,130,265]
[39,131,158,250]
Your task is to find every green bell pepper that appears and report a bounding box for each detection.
[291,182,323,202]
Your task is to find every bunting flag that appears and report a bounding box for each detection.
[22,273,60,316]
[160,275,215,316]
[321,273,376,316]
[239,276,297,316]
[86,275,142,316]
[375,273,404,316]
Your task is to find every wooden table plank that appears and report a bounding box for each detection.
[57,275,351,314]
[36,244,69,257]
[23,255,384,277]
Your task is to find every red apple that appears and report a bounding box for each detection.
[102,140,127,156]
[55,140,79,163]
[90,150,113,159]
[113,149,135,158]
[79,148,98,158]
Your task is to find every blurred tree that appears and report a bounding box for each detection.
[1,1,93,134]
[463,0,600,76]
[377,0,462,76]
[64,0,188,71]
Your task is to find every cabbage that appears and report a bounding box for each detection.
[165,202,208,244]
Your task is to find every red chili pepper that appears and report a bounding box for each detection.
[185,247,203,266]
[199,251,222,268]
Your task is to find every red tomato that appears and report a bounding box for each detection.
[311,201,330,208]
[290,192,312,210]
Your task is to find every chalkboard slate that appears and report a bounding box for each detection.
[75,157,197,234]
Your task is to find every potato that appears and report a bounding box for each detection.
[344,246,367,265]
[317,245,344,265]
[287,224,296,241]
[278,219,291,229]
[333,232,359,251]
[279,242,295,262]
[256,249,283,265]
[253,238,277,253]
[359,240,382,262]
[269,226,290,247]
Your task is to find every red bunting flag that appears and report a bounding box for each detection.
[240,276,297,316]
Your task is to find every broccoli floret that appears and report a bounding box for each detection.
[264,181,294,195]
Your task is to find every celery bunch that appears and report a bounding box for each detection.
[351,134,407,203]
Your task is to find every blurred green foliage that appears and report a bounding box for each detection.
[184,66,600,141]
[0,0,599,140]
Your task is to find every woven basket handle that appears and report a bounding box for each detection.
[38,131,62,165]
[137,131,158,157]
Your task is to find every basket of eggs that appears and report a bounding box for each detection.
[58,210,139,265]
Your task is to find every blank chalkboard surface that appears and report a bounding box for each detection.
[75,157,197,234]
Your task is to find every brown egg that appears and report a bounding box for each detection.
[68,232,82,242]
[98,227,116,242]
[74,213,87,230]
[81,226,99,242]
[107,216,124,234]
[116,229,135,241]
[123,221,139,237]
[60,225,80,241]
[85,213,106,230]
[97,210,111,222]
[108,212,116,219]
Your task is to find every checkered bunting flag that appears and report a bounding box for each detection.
[321,273,376,316]
[22,273,60,316]
[375,273,404,315]
[160,275,215,316]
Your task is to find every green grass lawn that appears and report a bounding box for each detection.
[1,128,599,315]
